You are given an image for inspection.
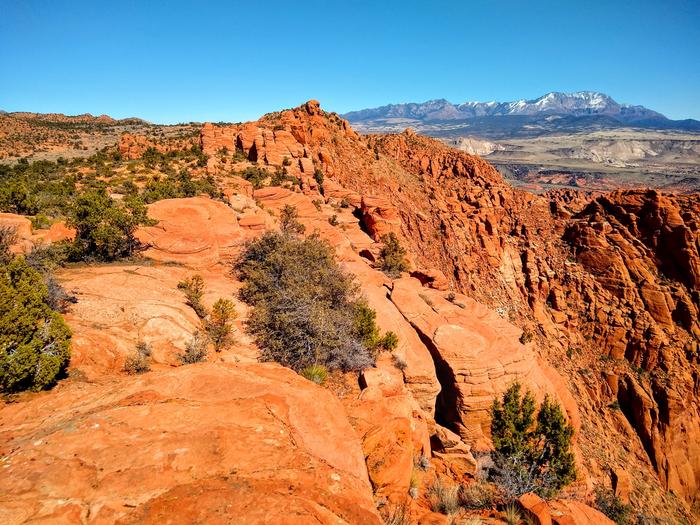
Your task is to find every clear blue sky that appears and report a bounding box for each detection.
[1,0,699,123]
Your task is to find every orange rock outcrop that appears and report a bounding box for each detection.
[0,363,382,524]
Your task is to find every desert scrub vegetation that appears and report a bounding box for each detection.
[177,276,237,352]
[67,188,153,261]
[488,382,576,499]
[380,498,411,525]
[594,485,633,524]
[123,341,152,374]
[0,158,77,217]
[426,478,460,515]
[0,227,72,392]
[178,332,208,364]
[300,364,328,385]
[380,232,409,277]
[279,204,306,235]
[177,274,207,318]
[142,169,221,203]
[1,146,216,219]
[233,165,299,190]
[206,298,236,351]
[236,229,395,374]
[458,479,498,510]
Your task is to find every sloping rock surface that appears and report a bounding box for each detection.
[0,363,382,525]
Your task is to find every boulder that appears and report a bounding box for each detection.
[137,196,245,267]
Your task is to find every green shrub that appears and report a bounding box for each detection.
[352,302,399,356]
[519,330,534,344]
[142,169,221,203]
[328,214,339,226]
[352,300,380,349]
[67,189,151,261]
[380,232,409,277]
[235,166,270,189]
[279,204,305,235]
[300,364,328,385]
[0,255,72,392]
[123,341,151,374]
[178,332,208,364]
[237,231,373,372]
[0,226,17,264]
[205,298,236,351]
[379,330,399,351]
[489,383,576,499]
[25,243,71,312]
[0,160,77,217]
[313,169,324,193]
[31,214,52,230]
[177,274,207,319]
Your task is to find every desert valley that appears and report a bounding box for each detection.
[1,97,699,524]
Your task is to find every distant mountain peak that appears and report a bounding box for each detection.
[342,92,700,138]
[344,91,667,121]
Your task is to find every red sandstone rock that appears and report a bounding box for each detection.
[549,500,615,525]
[137,196,246,267]
[389,277,579,450]
[58,264,249,378]
[0,363,382,524]
[360,195,402,239]
[518,493,552,525]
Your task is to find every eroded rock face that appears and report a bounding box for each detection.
[0,363,382,525]
[389,277,579,450]
[4,100,697,520]
[196,102,699,516]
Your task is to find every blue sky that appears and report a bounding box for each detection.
[1,0,699,123]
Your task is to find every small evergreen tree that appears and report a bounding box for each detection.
[279,204,305,235]
[0,256,72,392]
[490,382,576,498]
[380,232,409,277]
[491,382,536,458]
[67,189,151,261]
[177,274,207,319]
[206,298,236,351]
[352,300,380,349]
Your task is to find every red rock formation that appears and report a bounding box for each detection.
[0,213,74,253]
[3,100,698,521]
[195,102,700,516]
[0,363,382,524]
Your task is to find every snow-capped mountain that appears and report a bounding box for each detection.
[342,92,699,138]
[345,92,664,122]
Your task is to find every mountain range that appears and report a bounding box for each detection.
[343,91,700,138]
